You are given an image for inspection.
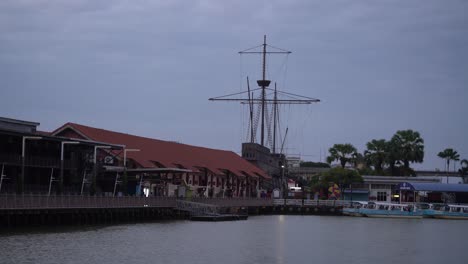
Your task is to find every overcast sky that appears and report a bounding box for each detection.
[1,0,467,171]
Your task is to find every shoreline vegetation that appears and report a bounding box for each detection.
[297,129,468,199]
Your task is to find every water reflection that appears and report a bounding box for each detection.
[1,216,467,264]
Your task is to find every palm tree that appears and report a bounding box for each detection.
[326,143,357,168]
[364,139,388,173]
[391,130,424,170]
[437,148,460,173]
[453,155,460,172]
[460,159,468,183]
[462,159,468,168]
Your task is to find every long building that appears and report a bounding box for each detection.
[0,117,270,197]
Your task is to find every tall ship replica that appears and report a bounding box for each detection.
[209,36,320,191]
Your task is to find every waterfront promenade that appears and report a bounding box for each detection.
[0,195,355,210]
[0,195,348,227]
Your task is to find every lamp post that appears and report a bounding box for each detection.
[19,136,42,194]
[48,168,55,196]
[281,164,285,198]
[92,146,111,195]
[59,141,80,194]
[123,149,140,196]
[113,173,121,197]
[0,164,9,193]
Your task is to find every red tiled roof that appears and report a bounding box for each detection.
[52,123,269,179]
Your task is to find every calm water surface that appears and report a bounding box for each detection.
[1,215,468,264]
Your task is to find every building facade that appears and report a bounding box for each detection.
[1,117,271,197]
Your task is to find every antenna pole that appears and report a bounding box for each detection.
[211,36,314,152]
[260,35,267,146]
[247,77,254,143]
[280,127,288,155]
[273,83,278,153]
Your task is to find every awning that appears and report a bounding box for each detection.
[343,190,369,194]
[396,182,468,193]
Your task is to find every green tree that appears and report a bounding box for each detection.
[384,139,402,175]
[309,175,326,192]
[319,167,363,199]
[326,143,357,168]
[364,139,388,173]
[460,159,468,183]
[391,130,424,171]
[462,159,468,168]
[299,161,330,168]
[438,148,460,173]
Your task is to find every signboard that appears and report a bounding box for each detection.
[273,188,280,198]
[396,182,415,191]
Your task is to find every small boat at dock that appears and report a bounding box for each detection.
[342,201,368,217]
[425,204,468,220]
[358,202,423,218]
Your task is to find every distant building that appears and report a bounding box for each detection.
[0,117,270,197]
[286,156,301,168]
[289,167,330,181]
[0,117,40,134]
[241,142,285,190]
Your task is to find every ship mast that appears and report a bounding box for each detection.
[209,35,320,151]
[239,35,291,147]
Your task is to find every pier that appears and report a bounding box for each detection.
[0,195,349,228]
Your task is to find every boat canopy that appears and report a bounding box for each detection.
[396,182,468,193]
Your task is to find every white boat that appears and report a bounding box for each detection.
[426,204,468,220]
[359,202,423,218]
[342,201,368,216]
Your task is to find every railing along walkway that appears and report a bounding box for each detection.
[0,195,356,210]
[0,195,177,210]
[189,197,272,207]
[0,195,273,210]
[273,199,353,207]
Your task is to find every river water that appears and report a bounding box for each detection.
[1,215,467,264]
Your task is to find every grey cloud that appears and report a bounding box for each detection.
[1,0,467,170]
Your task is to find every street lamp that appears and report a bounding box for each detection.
[91,146,111,195]
[59,141,80,194]
[123,149,140,196]
[20,136,42,194]
[281,164,285,198]
[113,173,121,197]
[48,168,55,196]
[0,164,10,193]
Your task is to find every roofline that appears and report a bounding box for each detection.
[0,116,40,127]
[51,123,90,140]
[397,182,468,192]
[0,128,125,149]
[52,122,270,178]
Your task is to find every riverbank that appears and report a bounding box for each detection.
[1,204,344,229]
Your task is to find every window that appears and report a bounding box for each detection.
[377,192,387,201]
[372,184,390,189]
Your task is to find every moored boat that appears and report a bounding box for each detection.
[342,201,368,216]
[427,204,468,220]
[359,202,423,218]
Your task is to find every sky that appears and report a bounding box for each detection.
[1,0,467,171]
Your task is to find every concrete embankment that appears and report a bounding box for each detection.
[0,205,343,229]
